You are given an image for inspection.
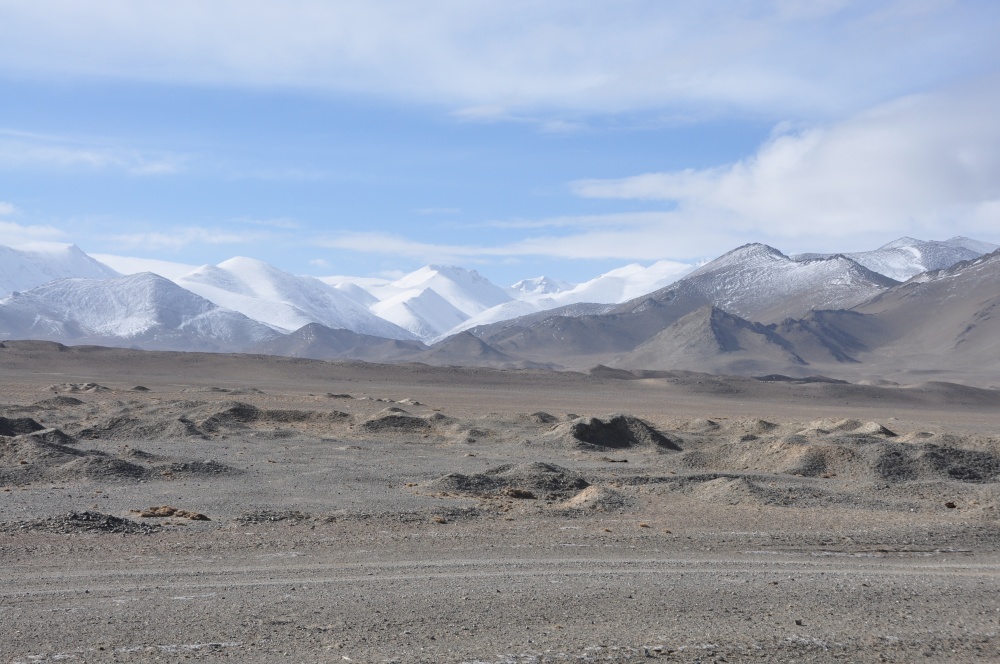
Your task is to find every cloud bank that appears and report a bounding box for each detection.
[0,1,995,118]
[571,80,1000,250]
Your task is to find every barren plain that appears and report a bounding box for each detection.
[3,341,1000,662]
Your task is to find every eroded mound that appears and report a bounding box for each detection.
[77,416,206,441]
[68,401,351,441]
[551,414,681,451]
[361,412,432,433]
[558,485,632,511]
[0,416,45,437]
[873,444,1000,483]
[197,402,350,432]
[48,383,109,393]
[682,427,1000,484]
[427,462,590,500]
[0,435,237,486]
[0,511,160,535]
[689,476,823,507]
[33,396,85,408]
[17,429,78,446]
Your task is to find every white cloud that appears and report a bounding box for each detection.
[0,220,67,244]
[0,130,182,175]
[0,201,16,216]
[317,225,716,263]
[0,1,993,118]
[572,80,1000,247]
[108,226,271,251]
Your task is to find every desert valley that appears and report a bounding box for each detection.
[3,237,1000,662]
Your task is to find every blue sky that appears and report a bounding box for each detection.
[1,1,999,285]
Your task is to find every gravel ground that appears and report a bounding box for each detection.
[2,344,1000,662]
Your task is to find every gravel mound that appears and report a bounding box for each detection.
[197,402,349,433]
[17,429,78,446]
[32,396,85,408]
[361,413,432,432]
[682,429,1000,484]
[873,444,1000,483]
[0,511,161,535]
[77,415,206,440]
[558,485,633,511]
[427,462,589,500]
[0,416,45,437]
[552,414,681,451]
[47,382,109,393]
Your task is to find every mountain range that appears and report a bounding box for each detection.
[1,236,998,385]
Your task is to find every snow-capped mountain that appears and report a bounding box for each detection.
[467,243,900,366]
[437,259,692,341]
[325,265,516,340]
[794,236,996,282]
[2,236,996,363]
[556,260,692,305]
[174,257,415,339]
[853,248,1000,361]
[0,243,120,297]
[0,272,279,351]
[511,276,574,295]
[943,236,1000,255]
[369,288,469,341]
[678,243,899,323]
[378,265,514,317]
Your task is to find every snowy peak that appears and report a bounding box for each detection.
[878,237,923,250]
[797,237,993,282]
[349,264,516,340]
[556,260,692,305]
[692,243,788,270]
[511,276,574,295]
[0,272,279,351]
[175,258,414,339]
[0,243,120,297]
[383,265,513,317]
[631,246,897,324]
[370,287,468,341]
[943,236,1000,255]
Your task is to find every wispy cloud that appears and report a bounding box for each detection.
[316,224,720,263]
[451,107,588,133]
[0,129,182,175]
[477,212,671,230]
[0,1,993,119]
[108,226,272,251]
[0,220,67,245]
[0,201,16,216]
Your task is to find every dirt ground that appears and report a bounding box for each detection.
[2,342,1000,662]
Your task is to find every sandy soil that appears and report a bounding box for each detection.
[2,343,1000,662]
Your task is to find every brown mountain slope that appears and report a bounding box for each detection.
[611,306,809,375]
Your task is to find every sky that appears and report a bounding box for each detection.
[1,0,999,286]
